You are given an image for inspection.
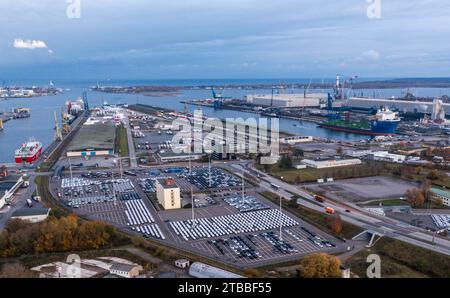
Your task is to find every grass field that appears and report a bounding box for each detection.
[363,198,410,206]
[116,124,129,158]
[260,191,363,239]
[257,162,381,184]
[344,237,450,278]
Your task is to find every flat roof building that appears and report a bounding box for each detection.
[189,262,243,278]
[11,208,51,223]
[301,158,362,169]
[66,122,116,157]
[109,262,141,278]
[429,187,450,207]
[370,151,406,163]
[245,93,326,108]
[156,178,181,210]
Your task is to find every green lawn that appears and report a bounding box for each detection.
[363,198,410,207]
[116,125,129,158]
[345,237,450,278]
[257,162,382,184]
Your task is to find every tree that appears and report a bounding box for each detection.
[328,214,343,235]
[288,199,298,208]
[405,188,425,208]
[278,155,293,169]
[0,263,37,278]
[244,268,262,278]
[298,253,342,278]
[293,148,304,159]
[427,169,442,180]
[415,166,423,175]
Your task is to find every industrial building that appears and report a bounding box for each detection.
[158,151,202,163]
[188,262,243,278]
[281,136,313,144]
[370,151,406,163]
[344,150,373,158]
[66,122,115,157]
[156,178,181,210]
[245,93,326,108]
[109,262,141,278]
[348,96,450,116]
[0,165,8,178]
[428,188,450,207]
[175,259,190,269]
[301,158,362,169]
[11,208,51,223]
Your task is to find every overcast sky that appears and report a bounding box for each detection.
[1,0,450,80]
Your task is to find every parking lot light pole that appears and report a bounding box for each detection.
[191,186,195,227]
[241,169,245,205]
[69,157,74,202]
[208,155,212,188]
[279,195,283,241]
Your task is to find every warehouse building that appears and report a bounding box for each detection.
[370,151,406,163]
[11,208,51,223]
[245,93,326,108]
[109,262,141,278]
[188,262,243,278]
[301,158,362,169]
[348,97,450,116]
[66,122,116,157]
[281,136,313,144]
[428,188,450,207]
[156,178,181,210]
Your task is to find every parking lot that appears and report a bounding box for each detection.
[58,176,166,240]
[305,176,419,203]
[55,166,346,268]
[187,224,340,266]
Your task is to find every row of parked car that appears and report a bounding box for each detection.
[261,231,298,254]
[169,209,298,241]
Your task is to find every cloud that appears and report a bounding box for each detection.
[361,50,380,61]
[13,39,48,50]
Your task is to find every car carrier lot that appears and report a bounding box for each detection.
[52,166,346,268]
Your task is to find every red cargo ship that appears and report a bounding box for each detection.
[15,139,43,164]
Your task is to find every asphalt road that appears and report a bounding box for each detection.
[229,162,450,256]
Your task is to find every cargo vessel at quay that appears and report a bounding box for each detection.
[14,139,43,163]
[319,107,400,136]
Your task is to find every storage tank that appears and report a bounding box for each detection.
[188,262,243,278]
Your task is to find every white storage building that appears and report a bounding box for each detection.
[188,262,244,278]
[301,159,362,169]
[370,151,406,163]
[245,93,326,108]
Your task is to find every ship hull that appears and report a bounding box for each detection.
[319,123,397,136]
[15,147,42,164]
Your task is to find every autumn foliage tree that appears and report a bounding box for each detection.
[298,253,342,278]
[328,214,343,235]
[405,188,425,208]
[0,214,123,257]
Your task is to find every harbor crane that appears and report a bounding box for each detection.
[335,74,358,100]
[211,88,231,109]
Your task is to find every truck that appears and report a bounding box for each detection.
[270,183,280,190]
[325,207,335,214]
[314,195,326,203]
